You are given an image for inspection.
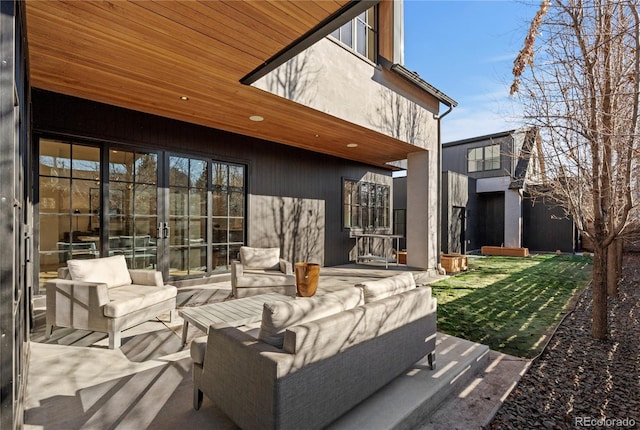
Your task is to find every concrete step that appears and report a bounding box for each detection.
[328,333,491,430]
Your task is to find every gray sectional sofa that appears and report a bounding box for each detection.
[191,272,437,430]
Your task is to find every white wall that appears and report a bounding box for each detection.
[253,38,439,151]
[407,151,438,270]
[504,190,523,248]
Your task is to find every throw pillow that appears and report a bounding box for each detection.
[240,246,280,270]
[356,272,416,303]
[258,287,364,348]
[67,255,132,288]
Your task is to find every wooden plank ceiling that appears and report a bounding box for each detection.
[25,0,419,169]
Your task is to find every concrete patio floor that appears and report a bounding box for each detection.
[25,264,530,429]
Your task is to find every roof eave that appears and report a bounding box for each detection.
[387,62,458,108]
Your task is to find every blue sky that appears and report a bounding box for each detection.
[403,0,540,143]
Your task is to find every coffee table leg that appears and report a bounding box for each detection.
[182,320,189,345]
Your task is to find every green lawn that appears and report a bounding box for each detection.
[432,254,593,358]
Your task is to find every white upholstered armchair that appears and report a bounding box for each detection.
[231,246,296,298]
[45,255,177,349]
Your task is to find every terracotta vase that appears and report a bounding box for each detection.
[295,262,320,297]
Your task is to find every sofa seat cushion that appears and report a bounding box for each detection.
[235,269,295,288]
[356,272,417,303]
[104,284,177,318]
[240,246,280,269]
[67,255,132,288]
[258,287,364,348]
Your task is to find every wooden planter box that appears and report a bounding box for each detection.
[481,246,529,257]
[441,254,468,274]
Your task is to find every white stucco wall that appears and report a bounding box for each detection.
[504,190,523,248]
[476,176,510,193]
[407,151,438,270]
[253,38,438,151]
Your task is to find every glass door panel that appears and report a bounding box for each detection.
[168,156,208,277]
[108,150,158,270]
[38,140,100,288]
[211,162,245,272]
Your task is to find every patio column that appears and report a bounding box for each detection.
[504,189,523,248]
[406,151,437,271]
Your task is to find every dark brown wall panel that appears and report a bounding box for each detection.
[32,89,390,266]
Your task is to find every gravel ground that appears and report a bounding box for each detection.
[488,253,640,430]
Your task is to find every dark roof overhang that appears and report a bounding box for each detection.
[387,63,458,108]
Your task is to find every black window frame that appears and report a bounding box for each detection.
[467,143,501,173]
[329,7,377,62]
[343,178,390,229]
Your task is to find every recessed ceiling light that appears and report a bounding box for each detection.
[347,143,358,148]
[179,96,189,101]
[249,115,264,122]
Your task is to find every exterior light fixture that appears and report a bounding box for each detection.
[347,143,358,148]
[180,96,189,101]
[249,115,264,122]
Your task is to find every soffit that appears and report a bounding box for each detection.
[25,0,420,169]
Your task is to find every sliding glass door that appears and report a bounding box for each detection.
[166,156,246,278]
[38,138,246,286]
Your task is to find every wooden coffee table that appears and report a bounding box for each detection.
[178,292,293,345]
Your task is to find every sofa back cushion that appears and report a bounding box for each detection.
[356,272,417,303]
[258,287,364,348]
[240,246,280,270]
[283,287,435,360]
[66,255,132,288]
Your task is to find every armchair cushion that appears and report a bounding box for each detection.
[240,246,280,270]
[104,284,178,318]
[67,254,132,288]
[258,287,364,348]
[356,272,416,303]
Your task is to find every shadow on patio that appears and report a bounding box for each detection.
[25,264,527,430]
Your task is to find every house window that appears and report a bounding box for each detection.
[393,209,406,237]
[330,8,377,62]
[468,144,501,173]
[344,179,389,229]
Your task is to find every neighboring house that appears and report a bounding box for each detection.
[394,128,576,256]
[0,1,456,427]
[439,128,576,254]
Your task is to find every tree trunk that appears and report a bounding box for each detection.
[607,241,618,297]
[592,246,608,340]
[616,238,624,277]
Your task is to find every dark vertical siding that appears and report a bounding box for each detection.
[442,134,513,179]
[523,194,575,252]
[32,90,390,267]
[477,192,505,247]
[465,178,480,251]
[441,171,469,254]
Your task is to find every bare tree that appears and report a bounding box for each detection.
[511,0,640,339]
